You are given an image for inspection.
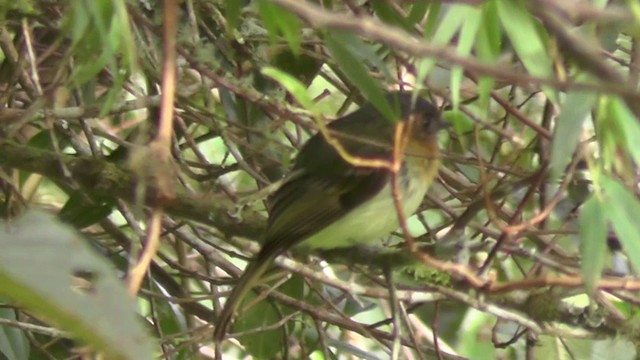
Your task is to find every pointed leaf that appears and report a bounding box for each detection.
[325,31,394,121]
[602,177,640,272]
[261,66,315,111]
[417,4,466,83]
[608,98,640,168]
[550,90,597,178]
[497,0,556,101]
[579,196,607,295]
[257,0,301,54]
[451,6,481,109]
[0,306,29,360]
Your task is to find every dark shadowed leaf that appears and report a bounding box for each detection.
[0,305,30,360]
[58,191,116,229]
[234,275,304,358]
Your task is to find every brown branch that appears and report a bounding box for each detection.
[127,0,180,296]
[0,95,161,123]
[533,3,640,116]
[0,140,266,240]
[270,0,640,100]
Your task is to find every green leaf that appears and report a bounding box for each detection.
[608,97,640,168]
[422,2,441,38]
[325,31,394,121]
[58,191,116,229]
[578,196,607,295]
[475,0,501,109]
[257,0,301,54]
[150,281,187,343]
[369,0,410,31]
[224,0,245,30]
[416,4,466,90]
[335,32,393,81]
[235,275,304,358]
[451,6,481,110]
[269,48,324,86]
[261,66,316,111]
[0,305,30,360]
[26,130,55,150]
[596,97,618,171]
[0,211,155,360]
[64,0,133,87]
[407,2,429,26]
[550,90,597,178]
[601,177,640,272]
[111,0,136,74]
[496,0,552,77]
[478,0,501,59]
[496,0,556,101]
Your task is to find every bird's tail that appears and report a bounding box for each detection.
[213,252,277,342]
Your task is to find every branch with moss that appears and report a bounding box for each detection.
[0,140,266,240]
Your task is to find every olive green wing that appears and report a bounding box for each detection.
[262,167,389,255]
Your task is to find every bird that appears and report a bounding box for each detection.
[213,91,445,342]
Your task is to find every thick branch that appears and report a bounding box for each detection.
[0,140,266,240]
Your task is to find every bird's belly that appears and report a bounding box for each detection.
[297,176,429,250]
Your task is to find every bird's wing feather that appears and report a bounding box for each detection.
[263,167,389,255]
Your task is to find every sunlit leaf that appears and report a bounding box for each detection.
[261,66,315,111]
[451,6,481,110]
[417,4,466,84]
[497,0,556,101]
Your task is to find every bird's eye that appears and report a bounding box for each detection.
[420,112,432,126]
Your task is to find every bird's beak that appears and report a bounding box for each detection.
[426,118,450,134]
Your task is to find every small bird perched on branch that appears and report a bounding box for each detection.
[214,91,446,342]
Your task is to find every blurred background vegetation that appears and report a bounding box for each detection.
[1,0,640,359]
